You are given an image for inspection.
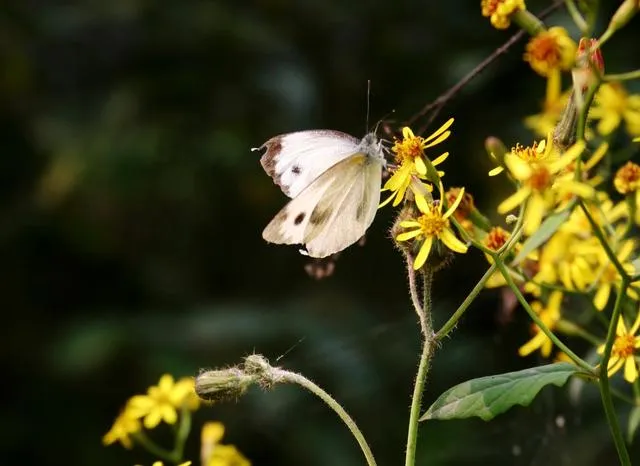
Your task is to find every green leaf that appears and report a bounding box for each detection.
[421,363,580,422]
[628,406,640,444]
[512,209,571,266]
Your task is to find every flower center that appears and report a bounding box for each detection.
[417,206,447,237]
[512,140,545,162]
[481,0,500,15]
[528,35,561,67]
[613,334,636,359]
[614,162,640,194]
[485,227,509,251]
[392,136,425,165]
[528,165,552,191]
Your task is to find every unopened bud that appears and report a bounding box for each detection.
[486,136,508,176]
[573,38,604,95]
[195,367,255,403]
[609,0,639,32]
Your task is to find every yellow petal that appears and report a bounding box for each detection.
[440,228,468,253]
[594,283,610,310]
[504,154,532,180]
[378,191,397,208]
[443,187,465,219]
[399,220,421,228]
[498,187,531,214]
[414,237,433,269]
[518,331,546,356]
[201,422,225,444]
[431,152,449,166]
[415,193,430,214]
[397,229,422,242]
[425,131,451,148]
[414,156,427,175]
[624,357,638,383]
[488,166,504,176]
[524,194,545,236]
[402,126,415,139]
[424,117,454,144]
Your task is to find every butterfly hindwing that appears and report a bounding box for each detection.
[262,152,382,258]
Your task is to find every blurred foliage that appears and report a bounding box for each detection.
[2,1,640,465]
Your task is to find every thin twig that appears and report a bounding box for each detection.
[406,0,565,134]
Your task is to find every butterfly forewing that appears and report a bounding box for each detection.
[256,130,361,198]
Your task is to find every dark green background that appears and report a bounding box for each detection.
[2,1,640,465]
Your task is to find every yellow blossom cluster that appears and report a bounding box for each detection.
[380,121,469,270]
[103,374,250,466]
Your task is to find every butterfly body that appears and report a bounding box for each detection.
[254,130,385,258]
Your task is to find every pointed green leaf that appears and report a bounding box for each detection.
[512,209,570,265]
[628,406,640,444]
[421,363,580,422]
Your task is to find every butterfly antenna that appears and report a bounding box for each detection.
[276,337,306,363]
[366,79,371,134]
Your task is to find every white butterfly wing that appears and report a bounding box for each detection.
[255,130,361,198]
[262,153,383,258]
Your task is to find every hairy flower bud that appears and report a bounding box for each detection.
[195,367,255,403]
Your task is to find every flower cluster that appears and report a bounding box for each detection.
[380,121,469,270]
[476,0,640,388]
[104,374,250,466]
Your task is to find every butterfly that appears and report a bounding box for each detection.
[253,130,386,258]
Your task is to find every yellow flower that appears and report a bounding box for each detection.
[519,291,563,357]
[590,82,640,136]
[592,240,639,311]
[524,72,570,138]
[380,122,452,207]
[615,161,640,225]
[201,422,251,466]
[396,185,468,270]
[127,374,200,429]
[497,137,592,235]
[103,411,141,449]
[136,462,191,466]
[481,0,526,29]
[534,231,600,291]
[523,27,576,77]
[614,161,640,195]
[598,312,640,383]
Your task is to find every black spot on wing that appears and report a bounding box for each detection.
[292,165,301,175]
[294,213,306,225]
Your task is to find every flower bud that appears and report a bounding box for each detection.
[195,367,255,403]
[486,136,508,176]
[609,0,639,33]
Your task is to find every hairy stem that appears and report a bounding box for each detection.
[274,369,378,466]
[405,270,435,466]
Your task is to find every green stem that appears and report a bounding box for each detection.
[436,263,497,340]
[407,256,427,335]
[578,200,628,279]
[405,270,435,466]
[133,431,175,463]
[495,259,594,373]
[599,280,632,465]
[564,0,588,32]
[605,69,640,82]
[275,369,377,466]
[556,319,601,346]
[172,406,191,464]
